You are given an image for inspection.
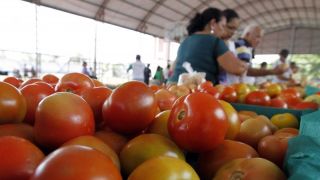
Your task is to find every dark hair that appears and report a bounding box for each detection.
[222,9,239,23]
[187,7,222,35]
[261,62,267,67]
[136,55,141,60]
[280,49,289,58]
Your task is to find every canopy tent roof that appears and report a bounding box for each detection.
[24,0,320,54]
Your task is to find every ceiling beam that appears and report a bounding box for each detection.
[94,0,110,21]
[136,0,166,32]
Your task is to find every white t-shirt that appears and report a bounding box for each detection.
[131,61,145,80]
[272,61,292,83]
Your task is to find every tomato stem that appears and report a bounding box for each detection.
[231,171,244,180]
[177,110,185,121]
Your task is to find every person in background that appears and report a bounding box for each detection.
[233,24,286,84]
[144,64,151,85]
[153,66,164,85]
[219,9,241,84]
[255,62,269,85]
[127,55,145,82]
[89,67,97,79]
[273,49,293,83]
[169,7,248,85]
[81,61,91,76]
[163,64,172,83]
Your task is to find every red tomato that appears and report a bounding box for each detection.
[258,134,295,167]
[19,78,42,89]
[274,128,299,136]
[92,79,104,87]
[214,158,286,180]
[34,92,95,149]
[293,101,318,110]
[281,88,301,98]
[62,135,120,169]
[0,82,27,124]
[168,92,228,152]
[42,74,59,86]
[102,81,158,135]
[30,145,122,180]
[198,85,221,99]
[21,83,55,125]
[94,130,128,155]
[149,84,161,92]
[154,89,177,111]
[245,91,271,106]
[120,134,185,175]
[198,81,214,90]
[220,86,237,103]
[81,87,112,128]
[197,140,259,180]
[128,156,199,180]
[3,76,22,88]
[270,98,288,109]
[0,123,34,143]
[55,72,94,95]
[0,136,44,180]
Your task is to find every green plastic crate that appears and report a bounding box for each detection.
[230,103,314,120]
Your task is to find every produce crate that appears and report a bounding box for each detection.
[305,85,320,96]
[230,103,314,120]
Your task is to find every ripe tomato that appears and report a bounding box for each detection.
[220,86,237,103]
[102,81,158,134]
[245,91,271,106]
[0,82,27,124]
[30,145,122,180]
[270,98,288,108]
[81,87,112,128]
[257,134,294,167]
[0,123,34,143]
[218,100,240,140]
[270,113,299,129]
[34,92,95,149]
[92,79,104,87]
[154,89,177,111]
[293,101,318,110]
[21,82,55,125]
[94,130,128,155]
[120,134,185,176]
[236,118,273,148]
[198,82,221,99]
[168,92,228,152]
[55,72,94,95]
[147,110,171,139]
[274,128,299,136]
[213,158,286,180]
[19,78,43,89]
[149,84,161,92]
[266,84,282,98]
[128,156,199,180]
[0,136,44,180]
[3,76,22,88]
[42,74,59,86]
[197,140,259,180]
[63,135,120,169]
[281,88,301,98]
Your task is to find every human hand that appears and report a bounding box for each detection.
[272,64,289,75]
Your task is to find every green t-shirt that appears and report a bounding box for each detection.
[170,34,229,84]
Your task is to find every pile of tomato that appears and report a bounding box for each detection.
[0,74,309,180]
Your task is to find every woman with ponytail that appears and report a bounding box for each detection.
[169,7,248,85]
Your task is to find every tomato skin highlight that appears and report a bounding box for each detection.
[168,92,228,153]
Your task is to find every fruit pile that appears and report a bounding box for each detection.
[0,74,313,180]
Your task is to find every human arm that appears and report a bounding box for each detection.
[217,51,248,76]
[247,64,288,76]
